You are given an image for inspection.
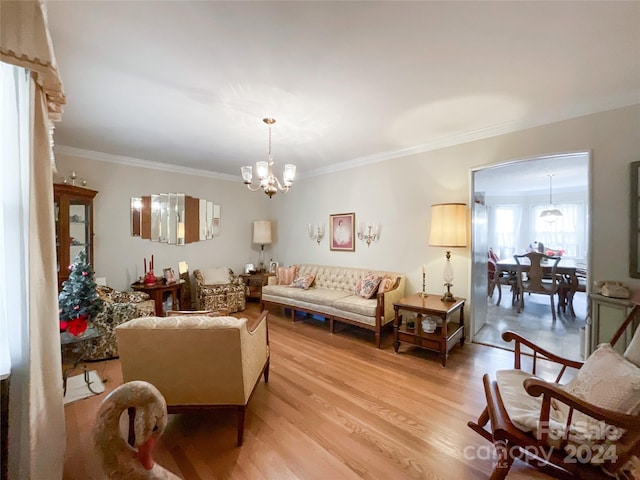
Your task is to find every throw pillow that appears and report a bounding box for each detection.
[624,324,640,367]
[277,266,298,285]
[378,275,395,294]
[201,267,230,285]
[290,274,315,289]
[355,273,382,299]
[564,343,640,415]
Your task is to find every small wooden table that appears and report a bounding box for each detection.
[393,293,466,367]
[239,272,275,301]
[131,279,184,316]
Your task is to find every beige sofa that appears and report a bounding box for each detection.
[261,264,405,347]
[115,311,269,446]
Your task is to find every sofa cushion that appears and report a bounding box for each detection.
[355,273,382,299]
[332,295,378,317]
[263,285,350,307]
[291,274,315,289]
[201,267,231,285]
[277,266,298,285]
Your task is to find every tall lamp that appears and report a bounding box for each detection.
[253,220,272,272]
[429,203,467,302]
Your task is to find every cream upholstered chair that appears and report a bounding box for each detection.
[193,267,247,313]
[115,311,269,446]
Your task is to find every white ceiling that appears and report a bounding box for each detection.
[46,1,639,185]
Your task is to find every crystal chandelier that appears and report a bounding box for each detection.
[241,118,296,198]
[539,174,563,222]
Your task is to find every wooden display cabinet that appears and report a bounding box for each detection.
[54,184,98,290]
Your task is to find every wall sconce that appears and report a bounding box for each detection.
[429,203,467,302]
[357,221,380,247]
[308,224,325,244]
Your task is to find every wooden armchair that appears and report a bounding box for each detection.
[468,298,640,479]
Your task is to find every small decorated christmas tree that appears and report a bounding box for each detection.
[58,250,104,336]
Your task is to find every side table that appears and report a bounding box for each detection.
[131,279,185,316]
[393,293,466,367]
[239,273,275,301]
[61,326,103,395]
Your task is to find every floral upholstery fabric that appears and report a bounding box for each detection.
[80,286,155,360]
[194,268,247,313]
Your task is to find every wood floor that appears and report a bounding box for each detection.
[63,303,560,480]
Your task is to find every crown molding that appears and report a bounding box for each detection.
[54,145,240,182]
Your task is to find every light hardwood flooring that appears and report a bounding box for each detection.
[63,303,566,480]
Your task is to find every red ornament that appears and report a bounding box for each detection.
[82,271,88,276]
[68,264,74,271]
[74,305,80,311]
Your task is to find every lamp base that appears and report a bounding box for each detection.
[441,283,456,302]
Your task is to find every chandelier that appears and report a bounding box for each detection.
[539,174,563,222]
[241,118,296,198]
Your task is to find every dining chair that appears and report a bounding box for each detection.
[514,251,563,320]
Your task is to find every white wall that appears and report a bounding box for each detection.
[53,155,271,291]
[56,104,640,313]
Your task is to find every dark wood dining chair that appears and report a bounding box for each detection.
[514,251,563,320]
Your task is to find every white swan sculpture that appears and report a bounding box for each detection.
[93,380,182,479]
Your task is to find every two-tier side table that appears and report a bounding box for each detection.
[393,293,466,367]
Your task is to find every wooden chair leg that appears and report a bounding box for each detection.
[550,296,556,321]
[489,441,515,480]
[237,405,245,446]
[263,358,270,383]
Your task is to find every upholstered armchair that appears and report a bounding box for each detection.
[193,267,247,313]
[115,311,270,446]
[80,286,155,361]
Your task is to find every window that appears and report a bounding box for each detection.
[491,205,522,259]
[532,203,585,258]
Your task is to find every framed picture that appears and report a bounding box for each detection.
[245,263,255,274]
[163,267,176,284]
[269,261,279,273]
[330,212,355,251]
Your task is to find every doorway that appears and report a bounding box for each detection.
[470,152,590,361]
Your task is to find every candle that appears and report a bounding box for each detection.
[151,254,154,271]
[144,258,147,274]
[422,264,427,275]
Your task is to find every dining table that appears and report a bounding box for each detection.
[494,256,579,317]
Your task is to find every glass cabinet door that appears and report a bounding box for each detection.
[54,184,98,289]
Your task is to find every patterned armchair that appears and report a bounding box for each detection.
[80,286,155,360]
[193,267,247,314]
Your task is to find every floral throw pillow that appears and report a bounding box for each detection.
[356,273,382,299]
[290,274,315,289]
[277,266,298,285]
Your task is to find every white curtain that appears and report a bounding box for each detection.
[1,2,67,478]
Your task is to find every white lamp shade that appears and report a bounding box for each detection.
[253,220,272,245]
[256,161,269,180]
[429,203,467,247]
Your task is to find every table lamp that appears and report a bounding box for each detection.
[253,220,272,272]
[429,203,467,302]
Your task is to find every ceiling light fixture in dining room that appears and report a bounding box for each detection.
[539,173,563,222]
[241,118,296,198]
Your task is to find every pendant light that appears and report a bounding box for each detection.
[539,174,563,222]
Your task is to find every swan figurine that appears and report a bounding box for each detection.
[93,380,182,479]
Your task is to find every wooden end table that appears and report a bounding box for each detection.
[393,293,466,367]
[239,272,275,301]
[131,279,185,316]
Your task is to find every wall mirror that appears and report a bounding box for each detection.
[631,161,640,278]
[132,193,219,245]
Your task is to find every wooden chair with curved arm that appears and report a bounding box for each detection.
[468,295,640,480]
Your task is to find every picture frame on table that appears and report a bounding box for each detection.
[163,267,176,284]
[330,212,355,251]
[245,263,256,274]
[269,261,279,273]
